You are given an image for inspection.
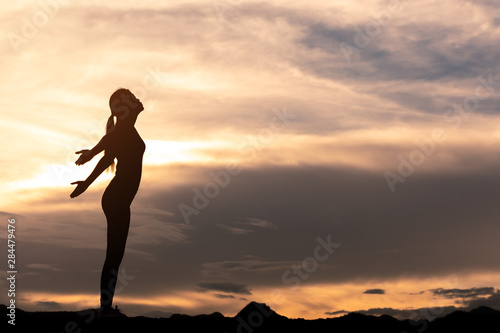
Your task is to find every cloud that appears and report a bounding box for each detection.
[141,162,500,286]
[356,306,458,321]
[36,301,63,310]
[431,287,495,299]
[200,259,297,280]
[298,2,500,85]
[127,206,193,246]
[9,161,500,302]
[216,224,254,235]
[464,290,500,310]
[363,289,386,295]
[214,294,235,299]
[236,217,278,230]
[216,217,278,235]
[345,288,500,320]
[325,310,349,316]
[197,282,252,295]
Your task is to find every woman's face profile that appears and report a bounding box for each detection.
[129,92,144,113]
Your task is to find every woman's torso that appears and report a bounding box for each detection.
[108,125,146,189]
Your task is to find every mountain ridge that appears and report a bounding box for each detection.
[2,302,499,333]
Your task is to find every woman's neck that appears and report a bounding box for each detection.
[117,112,139,127]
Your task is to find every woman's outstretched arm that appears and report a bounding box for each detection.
[75,133,114,165]
[70,154,114,198]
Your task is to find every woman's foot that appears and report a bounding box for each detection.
[97,305,127,320]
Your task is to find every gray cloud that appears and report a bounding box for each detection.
[143,162,500,286]
[336,288,500,320]
[216,224,255,235]
[474,0,500,9]
[236,218,278,230]
[216,217,278,235]
[197,282,252,295]
[200,259,297,280]
[464,290,500,310]
[324,310,349,316]
[300,20,500,83]
[356,306,458,321]
[431,287,496,299]
[363,289,386,295]
[36,301,63,310]
[214,294,236,299]
[295,11,500,124]
[12,158,500,302]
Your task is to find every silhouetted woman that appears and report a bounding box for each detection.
[70,88,145,318]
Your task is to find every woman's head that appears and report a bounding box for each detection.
[106,88,143,134]
[109,88,144,119]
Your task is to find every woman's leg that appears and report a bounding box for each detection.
[100,205,131,311]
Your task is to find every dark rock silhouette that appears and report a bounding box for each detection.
[2,302,499,333]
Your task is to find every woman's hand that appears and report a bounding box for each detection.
[70,180,89,198]
[75,149,93,165]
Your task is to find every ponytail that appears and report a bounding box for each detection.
[106,87,129,173]
[105,115,116,173]
[106,114,116,133]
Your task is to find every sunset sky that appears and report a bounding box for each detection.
[2,0,500,321]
